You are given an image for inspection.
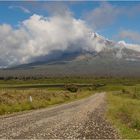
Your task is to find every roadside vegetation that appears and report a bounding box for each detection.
[0,87,94,115]
[0,77,140,138]
[106,86,140,139]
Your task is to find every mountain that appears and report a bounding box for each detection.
[1,32,140,78]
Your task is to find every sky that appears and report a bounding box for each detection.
[0,1,140,67]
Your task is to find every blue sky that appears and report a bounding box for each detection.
[0,1,140,66]
[0,1,140,43]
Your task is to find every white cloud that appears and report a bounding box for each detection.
[126,44,140,52]
[118,30,140,44]
[2,8,140,67]
[83,2,140,30]
[83,2,121,30]
[117,40,140,53]
[9,6,31,14]
[0,13,106,66]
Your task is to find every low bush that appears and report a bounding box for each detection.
[65,84,78,92]
[121,89,130,94]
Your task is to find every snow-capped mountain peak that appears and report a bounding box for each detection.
[118,40,127,47]
[87,32,140,61]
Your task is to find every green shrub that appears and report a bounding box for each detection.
[131,118,140,130]
[65,84,78,92]
[121,89,130,94]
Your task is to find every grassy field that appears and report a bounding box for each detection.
[0,77,140,138]
[0,77,140,87]
[0,87,94,115]
[106,86,140,139]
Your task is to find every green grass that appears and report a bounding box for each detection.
[0,88,94,115]
[106,89,140,139]
[0,77,140,88]
[0,77,140,138]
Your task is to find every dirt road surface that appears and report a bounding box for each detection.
[0,92,119,139]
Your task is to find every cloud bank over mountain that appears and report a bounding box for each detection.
[0,13,107,67]
[0,2,140,67]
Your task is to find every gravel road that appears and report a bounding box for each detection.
[0,92,119,139]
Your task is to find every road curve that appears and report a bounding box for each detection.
[0,92,119,139]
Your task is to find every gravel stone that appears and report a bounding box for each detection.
[0,92,120,139]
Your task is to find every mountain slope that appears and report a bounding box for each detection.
[1,32,140,78]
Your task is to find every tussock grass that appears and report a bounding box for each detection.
[107,90,140,139]
[0,88,94,115]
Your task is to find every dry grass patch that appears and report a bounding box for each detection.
[0,88,93,115]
